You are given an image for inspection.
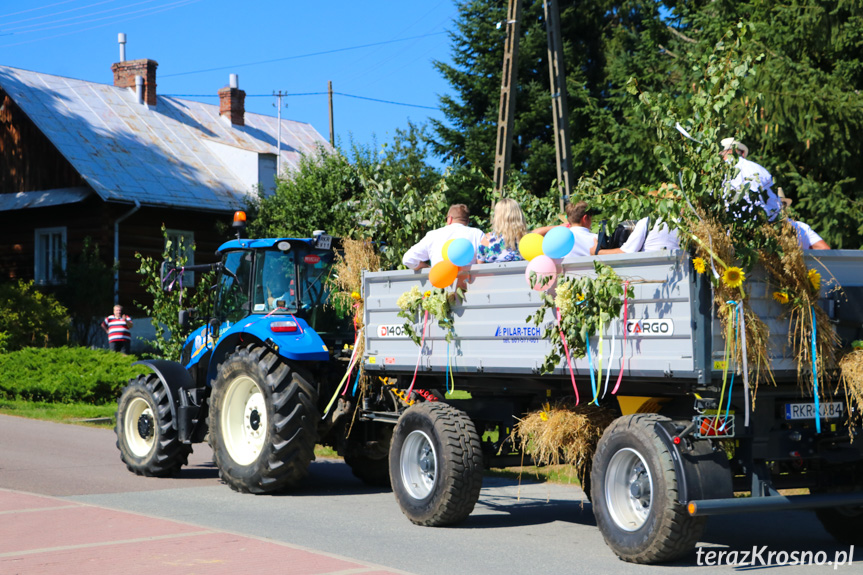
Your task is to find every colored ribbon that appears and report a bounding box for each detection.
[322,332,360,417]
[556,307,580,405]
[445,340,456,395]
[612,281,629,394]
[602,324,616,399]
[739,301,751,428]
[586,331,598,406]
[811,306,821,434]
[719,302,740,432]
[593,320,604,405]
[405,310,430,399]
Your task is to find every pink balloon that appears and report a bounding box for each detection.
[525,255,558,291]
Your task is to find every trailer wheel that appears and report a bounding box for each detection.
[115,373,191,477]
[209,343,319,493]
[815,501,863,545]
[591,414,705,564]
[390,402,483,526]
[342,423,392,487]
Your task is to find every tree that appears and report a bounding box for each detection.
[431,0,667,204]
[660,1,863,248]
[134,227,214,361]
[432,0,863,248]
[249,123,444,243]
[248,144,364,239]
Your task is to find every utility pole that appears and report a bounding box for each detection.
[543,0,573,212]
[273,91,287,176]
[328,81,335,147]
[492,0,522,199]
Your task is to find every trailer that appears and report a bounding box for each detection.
[359,249,863,563]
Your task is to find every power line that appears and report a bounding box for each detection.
[0,0,117,28]
[0,0,80,20]
[0,0,201,47]
[162,90,440,111]
[337,92,438,110]
[2,0,193,34]
[161,31,448,78]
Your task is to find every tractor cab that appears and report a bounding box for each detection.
[180,233,352,382]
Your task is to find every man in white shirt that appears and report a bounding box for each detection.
[598,217,680,255]
[791,220,830,250]
[721,137,783,220]
[778,189,831,250]
[402,204,485,270]
[534,201,598,257]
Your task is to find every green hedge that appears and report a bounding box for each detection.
[0,347,145,404]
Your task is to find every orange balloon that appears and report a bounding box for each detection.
[429,260,459,288]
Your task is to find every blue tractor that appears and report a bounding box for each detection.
[114,228,380,493]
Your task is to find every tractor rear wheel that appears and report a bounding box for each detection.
[209,343,319,493]
[115,373,191,477]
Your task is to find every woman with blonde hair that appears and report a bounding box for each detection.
[477,198,528,263]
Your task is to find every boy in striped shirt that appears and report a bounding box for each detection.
[102,305,133,354]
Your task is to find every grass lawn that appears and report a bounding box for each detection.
[0,399,116,427]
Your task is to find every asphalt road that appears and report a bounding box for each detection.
[1,414,860,574]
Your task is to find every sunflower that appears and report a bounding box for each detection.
[772,291,789,305]
[350,291,362,301]
[808,269,821,292]
[423,290,432,298]
[722,267,745,289]
[692,257,706,274]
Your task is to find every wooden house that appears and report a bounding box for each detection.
[0,57,329,312]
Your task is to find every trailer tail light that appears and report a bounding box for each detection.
[270,321,298,333]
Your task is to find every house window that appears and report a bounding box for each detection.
[34,227,66,285]
[165,229,195,285]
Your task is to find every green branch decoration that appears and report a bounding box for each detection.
[396,286,464,344]
[528,261,633,375]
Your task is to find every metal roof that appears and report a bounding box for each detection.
[0,65,330,212]
[0,187,91,211]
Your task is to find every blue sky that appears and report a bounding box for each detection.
[1,0,459,155]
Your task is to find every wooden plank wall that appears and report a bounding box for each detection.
[1,199,233,313]
[0,90,86,193]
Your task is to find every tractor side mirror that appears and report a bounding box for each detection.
[178,308,195,331]
[208,317,221,339]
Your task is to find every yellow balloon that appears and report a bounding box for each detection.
[519,233,544,261]
[441,238,455,261]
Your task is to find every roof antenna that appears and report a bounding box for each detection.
[118,33,127,62]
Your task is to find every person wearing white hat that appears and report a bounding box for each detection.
[777,188,831,250]
[720,137,782,220]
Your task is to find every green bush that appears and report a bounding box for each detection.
[0,347,144,404]
[0,280,71,350]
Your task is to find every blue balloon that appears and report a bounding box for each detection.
[542,226,575,259]
[447,238,475,266]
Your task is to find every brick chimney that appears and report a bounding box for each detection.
[112,59,158,106]
[218,74,245,126]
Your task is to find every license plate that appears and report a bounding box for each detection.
[784,402,844,420]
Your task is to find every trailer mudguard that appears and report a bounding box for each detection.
[654,420,733,504]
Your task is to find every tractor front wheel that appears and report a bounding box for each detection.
[115,373,191,477]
